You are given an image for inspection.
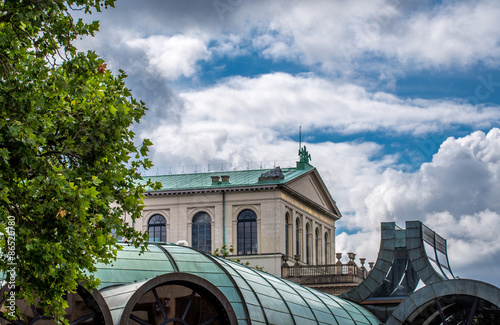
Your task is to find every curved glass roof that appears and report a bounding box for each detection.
[95,243,381,324]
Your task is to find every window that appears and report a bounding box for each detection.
[315,227,320,265]
[111,228,122,241]
[295,218,301,256]
[306,223,311,264]
[192,212,211,252]
[148,214,166,242]
[325,232,330,264]
[285,213,291,256]
[237,209,257,255]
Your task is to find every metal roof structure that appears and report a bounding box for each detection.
[341,221,458,322]
[95,243,382,324]
[341,221,454,304]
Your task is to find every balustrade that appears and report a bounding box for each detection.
[281,253,372,284]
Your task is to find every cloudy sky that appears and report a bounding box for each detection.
[76,0,500,287]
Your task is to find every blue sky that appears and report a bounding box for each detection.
[77,0,500,286]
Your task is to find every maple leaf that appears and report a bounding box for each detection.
[56,207,66,219]
[98,63,107,74]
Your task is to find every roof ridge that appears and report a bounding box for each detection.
[144,166,298,178]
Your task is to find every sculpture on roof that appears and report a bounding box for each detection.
[260,166,284,179]
[298,146,311,164]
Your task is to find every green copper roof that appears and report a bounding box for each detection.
[140,163,315,192]
[96,243,381,324]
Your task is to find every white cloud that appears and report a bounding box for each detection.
[335,231,381,265]
[254,0,391,67]
[423,210,500,266]
[338,128,500,286]
[211,34,248,57]
[141,74,499,194]
[80,0,500,78]
[126,34,210,80]
[225,0,500,71]
[251,33,299,61]
[361,129,500,226]
[375,1,500,68]
[165,73,499,137]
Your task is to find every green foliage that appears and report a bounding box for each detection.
[0,0,159,320]
[212,245,247,265]
[211,244,235,258]
[253,265,265,272]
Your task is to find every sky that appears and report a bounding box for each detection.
[76,0,500,287]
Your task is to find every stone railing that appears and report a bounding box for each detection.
[281,253,373,286]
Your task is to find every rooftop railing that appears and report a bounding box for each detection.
[281,253,373,285]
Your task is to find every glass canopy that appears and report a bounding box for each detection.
[95,243,381,324]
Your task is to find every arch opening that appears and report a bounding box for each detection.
[121,274,237,325]
[405,294,500,325]
[0,285,111,325]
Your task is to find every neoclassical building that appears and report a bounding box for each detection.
[129,151,342,276]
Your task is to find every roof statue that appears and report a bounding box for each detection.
[298,145,311,164]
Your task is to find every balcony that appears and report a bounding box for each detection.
[281,253,373,295]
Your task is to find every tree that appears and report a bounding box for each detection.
[0,0,158,320]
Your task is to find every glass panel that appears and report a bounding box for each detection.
[436,250,453,279]
[424,241,442,276]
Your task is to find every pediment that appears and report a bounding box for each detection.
[285,170,340,216]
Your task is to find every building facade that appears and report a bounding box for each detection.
[129,156,342,276]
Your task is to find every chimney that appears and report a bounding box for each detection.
[211,176,220,185]
[221,175,230,184]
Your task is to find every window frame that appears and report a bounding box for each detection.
[191,211,212,252]
[237,209,258,255]
[148,214,167,243]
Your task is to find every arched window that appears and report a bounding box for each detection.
[295,218,301,256]
[148,214,166,242]
[325,232,330,264]
[237,209,257,255]
[192,212,211,252]
[111,228,122,241]
[315,227,320,265]
[306,223,311,264]
[285,213,291,256]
